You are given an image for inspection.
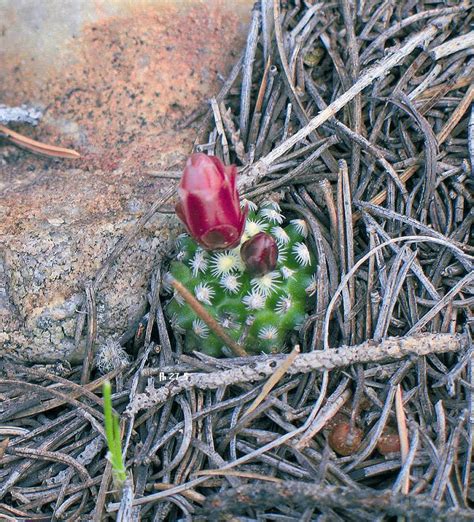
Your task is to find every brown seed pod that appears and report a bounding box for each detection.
[377,427,401,455]
[328,421,364,456]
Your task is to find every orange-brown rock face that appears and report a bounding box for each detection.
[0,1,250,361]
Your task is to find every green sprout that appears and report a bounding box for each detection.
[102,380,127,487]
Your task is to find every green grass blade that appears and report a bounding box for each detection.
[102,380,127,485]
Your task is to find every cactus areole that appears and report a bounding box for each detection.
[165,154,316,356]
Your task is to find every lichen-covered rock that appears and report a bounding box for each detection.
[164,201,316,356]
[0,0,251,362]
[0,180,178,362]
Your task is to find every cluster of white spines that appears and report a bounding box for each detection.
[258,325,279,340]
[210,251,242,277]
[192,318,209,338]
[243,218,268,241]
[250,271,281,297]
[221,273,241,294]
[275,294,292,314]
[280,266,295,280]
[290,219,309,237]
[190,249,208,276]
[271,226,290,245]
[173,289,184,305]
[169,313,186,333]
[240,198,258,212]
[292,242,311,267]
[260,201,284,224]
[242,289,267,310]
[219,313,239,330]
[194,282,215,305]
[305,273,318,296]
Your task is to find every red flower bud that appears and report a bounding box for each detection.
[240,232,278,276]
[175,153,247,250]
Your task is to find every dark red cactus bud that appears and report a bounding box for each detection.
[240,232,278,276]
[175,153,247,250]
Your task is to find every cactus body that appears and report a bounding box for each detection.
[164,202,315,356]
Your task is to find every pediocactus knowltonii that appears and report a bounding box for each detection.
[163,201,316,356]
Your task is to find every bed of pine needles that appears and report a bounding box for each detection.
[1,1,473,520]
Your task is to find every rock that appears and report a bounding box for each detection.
[0,1,250,361]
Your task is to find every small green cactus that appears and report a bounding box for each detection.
[164,201,315,356]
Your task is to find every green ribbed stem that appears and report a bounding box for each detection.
[164,201,315,356]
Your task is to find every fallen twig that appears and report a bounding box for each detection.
[127,333,466,414]
[169,277,248,357]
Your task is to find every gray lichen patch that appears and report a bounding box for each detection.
[0,167,179,362]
